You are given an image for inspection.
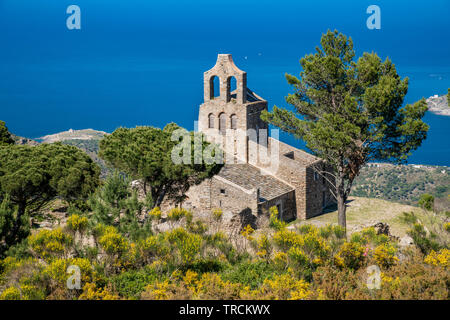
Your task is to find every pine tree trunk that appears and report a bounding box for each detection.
[336,176,347,232]
[337,193,346,230]
[154,185,167,208]
[12,201,26,240]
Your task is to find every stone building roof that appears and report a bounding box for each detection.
[271,138,321,167]
[229,88,265,103]
[217,163,294,202]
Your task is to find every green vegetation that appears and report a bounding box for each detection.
[0,142,100,256]
[0,204,447,300]
[351,164,449,211]
[99,123,221,208]
[88,171,152,241]
[61,139,109,177]
[418,194,435,211]
[261,30,428,230]
[0,121,14,146]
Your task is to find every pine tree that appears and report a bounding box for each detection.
[0,143,100,245]
[88,172,152,241]
[99,123,221,208]
[0,195,30,257]
[261,30,429,231]
[0,121,14,146]
[89,171,130,226]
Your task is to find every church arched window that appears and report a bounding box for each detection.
[208,113,215,128]
[219,113,227,134]
[226,76,237,102]
[209,75,220,100]
[230,114,237,129]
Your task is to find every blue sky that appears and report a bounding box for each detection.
[0,0,449,164]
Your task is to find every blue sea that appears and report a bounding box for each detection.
[0,0,449,165]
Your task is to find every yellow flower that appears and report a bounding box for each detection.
[373,244,398,269]
[66,214,88,233]
[424,249,449,268]
[241,224,254,240]
[99,230,129,255]
[79,283,119,300]
[211,208,223,221]
[148,207,162,220]
[0,287,21,300]
[444,222,450,232]
[272,251,288,269]
[29,228,73,260]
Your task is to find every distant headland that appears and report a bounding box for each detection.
[36,128,107,143]
[426,94,450,116]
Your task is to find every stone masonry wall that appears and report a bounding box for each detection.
[258,190,296,222]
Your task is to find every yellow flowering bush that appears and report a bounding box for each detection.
[179,233,202,265]
[269,206,286,230]
[381,272,401,290]
[79,283,119,300]
[334,242,366,270]
[0,286,21,300]
[183,270,199,288]
[66,214,89,234]
[247,273,314,300]
[373,244,398,269]
[1,256,30,275]
[317,224,346,240]
[297,224,318,235]
[29,228,73,260]
[43,257,94,286]
[273,226,330,265]
[287,247,308,267]
[167,207,190,222]
[92,224,117,239]
[195,273,242,299]
[166,228,202,264]
[272,251,288,270]
[98,228,129,256]
[424,249,449,268]
[272,229,303,251]
[0,284,43,301]
[301,229,331,259]
[241,224,255,240]
[211,208,223,222]
[444,222,450,232]
[148,207,162,220]
[139,235,170,264]
[254,234,272,260]
[142,280,172,300]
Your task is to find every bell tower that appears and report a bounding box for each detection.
[203,54,247,104]
[198,54,268,163]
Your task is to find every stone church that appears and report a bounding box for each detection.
[164,54,335,223]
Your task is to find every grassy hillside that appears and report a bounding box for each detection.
[292,197,448,238]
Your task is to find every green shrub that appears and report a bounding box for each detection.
[111,268,159,299]
[418,193,434,211]
[407,223,441,255]
[220,261,277,290]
